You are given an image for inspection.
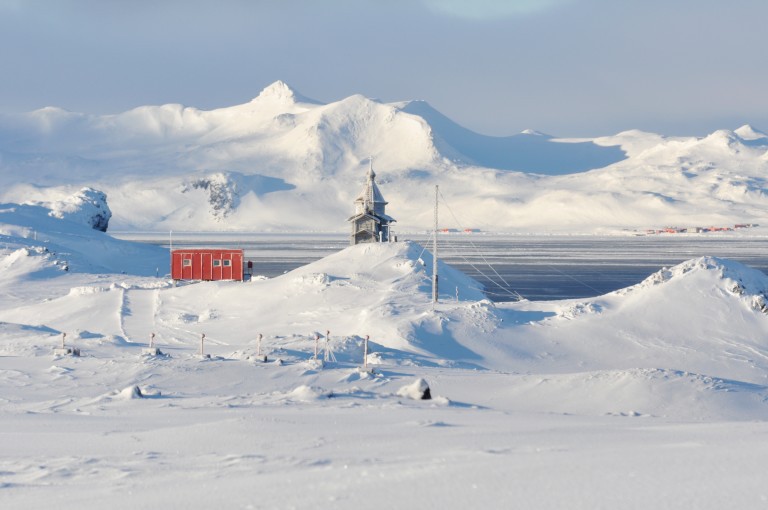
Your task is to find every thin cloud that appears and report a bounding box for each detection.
[0,0,23,10]
[422,0,576,19]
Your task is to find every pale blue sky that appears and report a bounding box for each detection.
[0,0,766,136]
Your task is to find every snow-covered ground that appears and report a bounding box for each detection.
[3,203,768,508]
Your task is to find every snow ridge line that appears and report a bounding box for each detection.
[120,288,161,345]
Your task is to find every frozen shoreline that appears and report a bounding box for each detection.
[110,231,768,301]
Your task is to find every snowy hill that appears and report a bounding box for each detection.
[0,193,167,276]
[1,81,768,232]
[503,257,768,383]
[2,209,767,419]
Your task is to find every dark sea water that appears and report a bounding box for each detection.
[113,232,768,302]
[424,235,768,301]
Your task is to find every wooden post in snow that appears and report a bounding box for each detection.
[61,332,66,349]
[314,333,319,360]
[150,332,155,349]
[200,333,205,357]
[363,335,369,369]
[257,333,262,357]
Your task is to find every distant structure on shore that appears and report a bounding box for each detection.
[348,159,396,245]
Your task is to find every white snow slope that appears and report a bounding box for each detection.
[3,208,768,508]
[2,81,768,232]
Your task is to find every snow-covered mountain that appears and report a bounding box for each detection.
[1,80,767,232]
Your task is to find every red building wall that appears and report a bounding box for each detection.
[171,249,244,281]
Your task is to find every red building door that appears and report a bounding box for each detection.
[201,252,212,280]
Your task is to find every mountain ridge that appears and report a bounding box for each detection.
[1,81,767,233]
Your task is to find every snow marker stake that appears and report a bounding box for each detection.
[142,332,161,356]
[323,331,337,363]
[54,332,79,357]
[199,333,209,359]
[257,333,266,362]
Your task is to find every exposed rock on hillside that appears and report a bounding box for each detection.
[48,187,112,232]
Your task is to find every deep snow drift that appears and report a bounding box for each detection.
[2,81,768,232]
[3,204,768,508]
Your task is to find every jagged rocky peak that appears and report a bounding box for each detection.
[251,80,317,105]
[182,172,239,220]
[734,124,768,141]
[697,129,749,150]
[698,127,768,152]
[520,129,549,136]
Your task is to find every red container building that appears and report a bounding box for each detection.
[171,249,244,281]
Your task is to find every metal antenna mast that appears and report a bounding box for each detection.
[432,185,438,305]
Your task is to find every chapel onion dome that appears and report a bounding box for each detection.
[354,164,389,216]
[348,158,396,245]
